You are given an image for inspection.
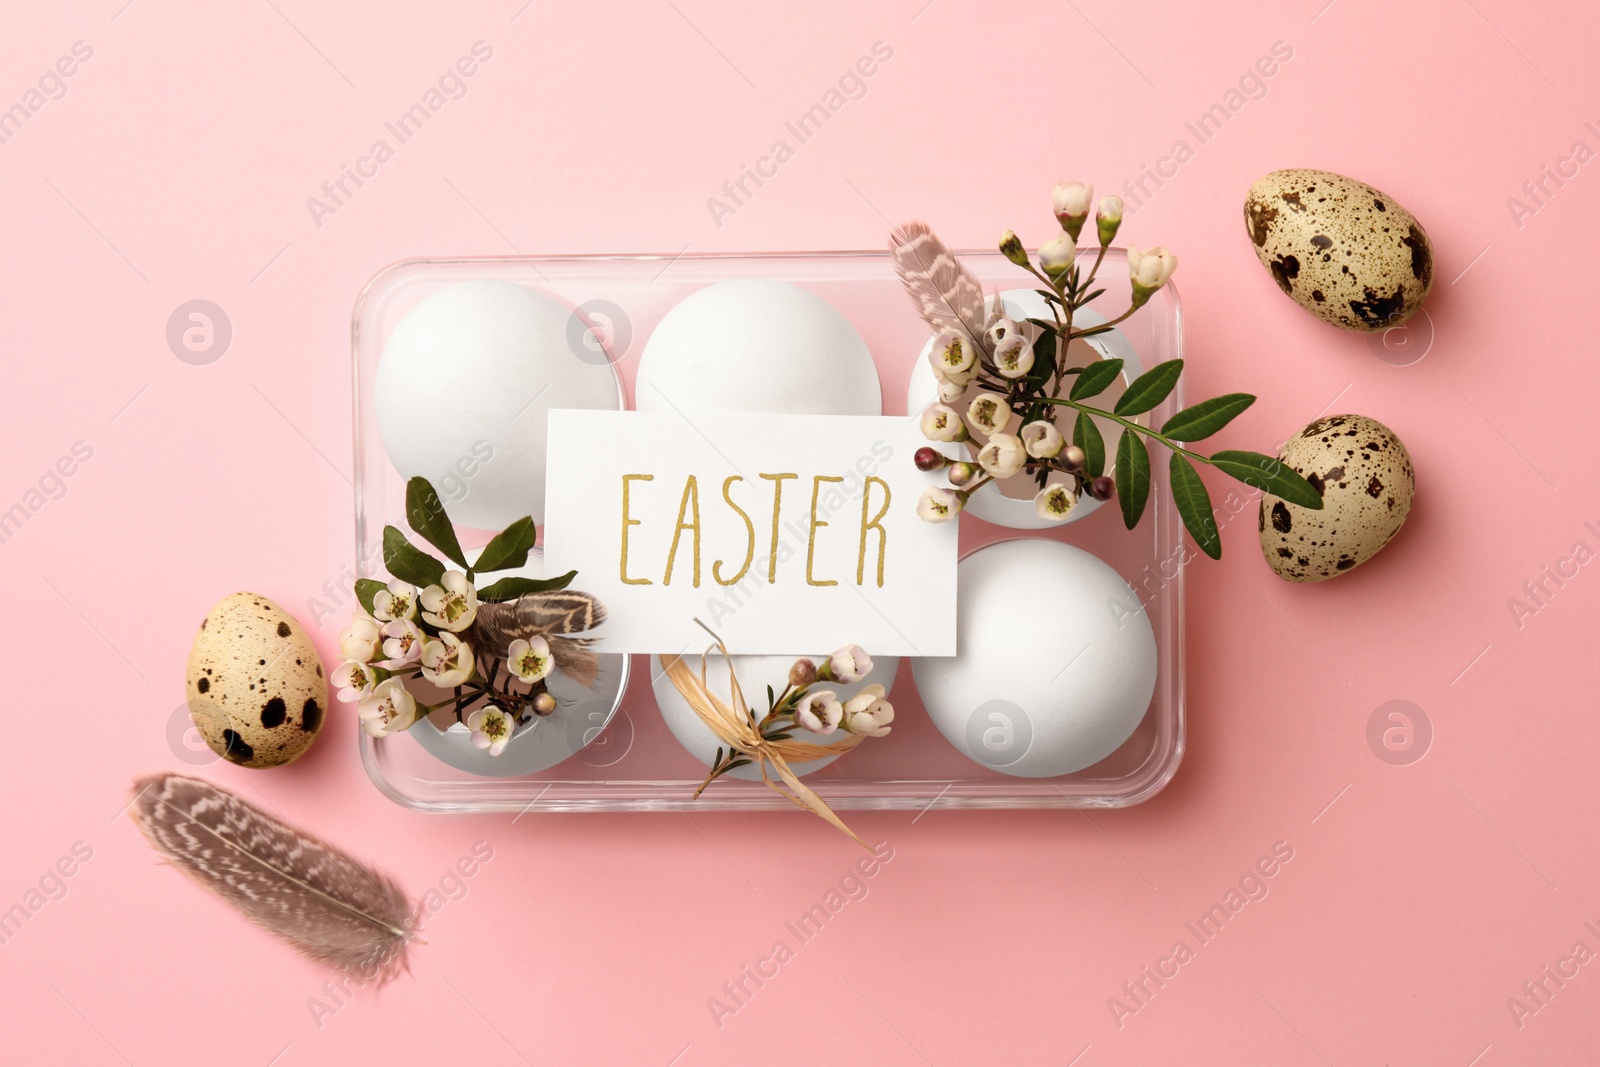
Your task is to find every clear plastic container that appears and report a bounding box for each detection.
[352,251,1184,813]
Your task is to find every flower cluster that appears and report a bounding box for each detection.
[338,476,596,754]
[699,643,895,787]
[912,180,1176,526]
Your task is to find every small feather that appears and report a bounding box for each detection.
[469,591,607,659]
[130,773,414,979]
[888,221,993,354]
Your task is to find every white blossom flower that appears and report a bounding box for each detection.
[1096,196,1123,246]
[919,403,969,443]
[1052,180,1094,233]
[371,580,417,622]
[357,678,418,738]
[842,685,894,737]
[936,378,968,403]
[420,630,475,688]
[506,636,553,684]
[977,433,1027,479]
[420,570,478,632]
[966,392,1013,436]
[1035,483,1079,522]
[379,618,424,669]
[927,328,979,383]
[986,318,1023,350]
[795,689,843,734]
[332,659,378,704]
[993,334,1035,379]
[1128,246,1178,304]
[917,487,965,523]
[339,614,382,663]
[1039,234,1077,278]
[828,645,872,684]
[467,704,516,756]
[1020,419,1065,459]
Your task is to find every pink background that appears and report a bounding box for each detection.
[5,0,1597,1062]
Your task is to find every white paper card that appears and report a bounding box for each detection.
[542,410,957,657]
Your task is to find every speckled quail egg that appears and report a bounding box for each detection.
[1260,414,1415,582]
[185,593,328,767]
[1244,169,1433,332]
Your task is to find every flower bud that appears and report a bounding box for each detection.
[998,230,1029,267]
[1020,419,1065,458]
[1039,234,1076,278]
[914,446,947,472]
[1087,475,1115,501]
[947,461,977,487]
[788,658,817,687]
[532,691,558,715]
[1051,181,1093,240]
[1095,196,1123,247]
[1059,444,1087,472]
[986,318,1022,349]
[1127,246,1178,307]
[976,433,1027,479]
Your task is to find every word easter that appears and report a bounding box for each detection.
[545,411,956,655]
[618,464,893,590]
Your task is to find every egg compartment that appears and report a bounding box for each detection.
[352,251,1184,813]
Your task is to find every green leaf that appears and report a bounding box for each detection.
[1160,393,1256,442]
[473,517,538,574]
[1073,412,1106,478]
[404,477,469,568]
[1209,450,1325,510]
[1114,431,1151,530]
[1028,329,1057,387]
[1169,454,1221,559]
[1069,358,1125,401]
[475,571,577,602]
[354,578,388,617]
[382,526,446,587]
[1114,359,1184,417]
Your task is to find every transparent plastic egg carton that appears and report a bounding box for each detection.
[352,250,1184,814]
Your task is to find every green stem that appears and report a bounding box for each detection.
[1035,397,1207,463]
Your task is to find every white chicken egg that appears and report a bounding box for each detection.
[636,279,881,415]
[374,280,622,529]
[914,539,1156,777]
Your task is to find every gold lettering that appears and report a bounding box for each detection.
[713,475,755,586]
[620,474,653,585]
[857,476,891,587]
[759,473,797,583]
[663,475,702,586]
[807,475,843,587]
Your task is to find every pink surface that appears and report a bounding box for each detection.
[4,0,1596,1062]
